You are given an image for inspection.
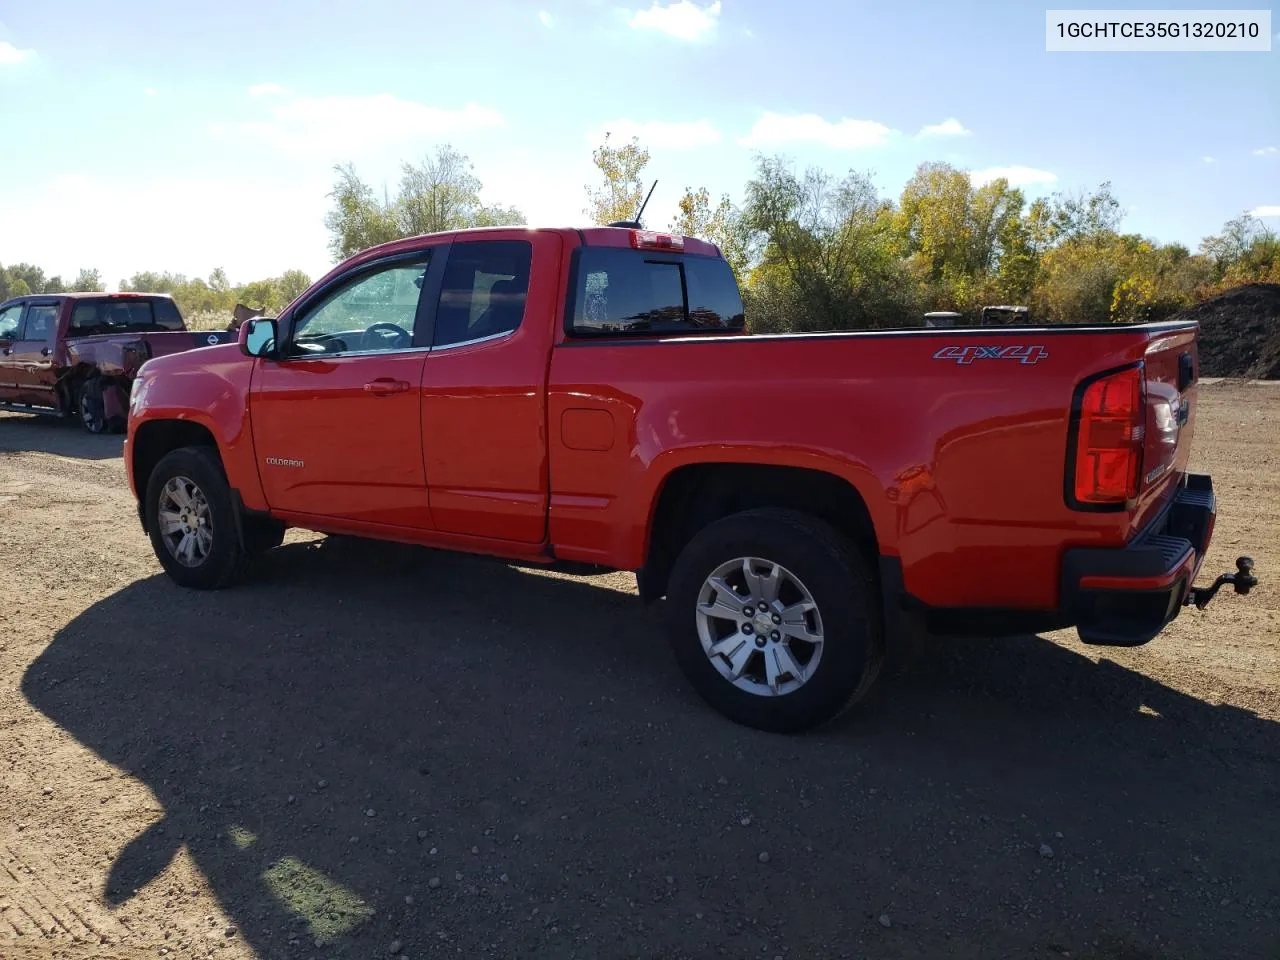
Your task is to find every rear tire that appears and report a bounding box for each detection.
[665,508,884,734]
[144,445,253,589]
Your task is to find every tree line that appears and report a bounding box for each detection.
[296,133,1280,331]
[0,262,314,331]
[5,135,1276,333]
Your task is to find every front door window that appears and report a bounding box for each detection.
[287,262,428,357]
[0,304,23,340]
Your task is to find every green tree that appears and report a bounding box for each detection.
[6,263,47,294]
[122,271,184,293]
[10,278,31,297]
[324,148,523,262]
[278,269,312,305]
[894,162,1028,312]
[1046,181,1124,245]
[1198,212,1278,284]
[323,162,401,261]
[394,144,524,236]
[70,268,104,292]
[208,267,230,295]
[670,186,752,279]
[740,154,913,332]
[584,132,651,225]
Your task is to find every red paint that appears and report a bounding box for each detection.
[126,225,1212,616]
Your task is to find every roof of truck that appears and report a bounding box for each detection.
[2,291,176,301]
[351,224,723,262]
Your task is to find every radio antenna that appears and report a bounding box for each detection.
[633,179,658,226]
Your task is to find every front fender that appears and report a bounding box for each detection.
[126,347,265,510]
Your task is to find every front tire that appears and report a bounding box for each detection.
[665,508,884,734]
[75,378,108,434]
[74,377,126,434]
[144,446,252,589]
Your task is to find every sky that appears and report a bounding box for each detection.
[1,0,1277,289]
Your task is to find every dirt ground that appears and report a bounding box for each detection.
[1,382,1277,960]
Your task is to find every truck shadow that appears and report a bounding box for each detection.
[0,412,123,461]
[22,537,1280,960]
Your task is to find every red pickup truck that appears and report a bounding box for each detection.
[0,291,234,432]
[123,225,1258,732]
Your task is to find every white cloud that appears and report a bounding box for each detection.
[0,40,34,65]
[738,111,897,150]
[215,91,505,157]
[539,10,554,27]
[589,118,721,149]
[144,87,158,97]
[627,0,721,42]
[1202,156,1215,164]
[917,117,971,138]
[1250,205,1280,217]
[1253,146,1278,156]
[968,165,1059,188]
[248,82,289,97]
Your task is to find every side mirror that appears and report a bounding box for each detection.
[241,317,278,358]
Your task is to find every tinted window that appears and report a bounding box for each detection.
[0,304,22,339]
[569,249,744,336]
[153,297,185,330]
[434,240,532,347]
[70,300,159,336]
[23,304,58,341]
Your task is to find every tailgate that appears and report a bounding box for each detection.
[1131,325,1199,532]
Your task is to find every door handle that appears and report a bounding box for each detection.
[363,378,410,395]
[40,347,50,357]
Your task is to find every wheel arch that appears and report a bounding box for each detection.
[637,460,885,604]
[131,418,223,505]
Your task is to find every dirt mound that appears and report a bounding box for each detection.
[1170,283,1280,380]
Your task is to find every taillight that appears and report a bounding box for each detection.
[1069,363,1145,508]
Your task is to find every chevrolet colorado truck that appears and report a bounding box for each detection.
[123,226,1258,733]
[0,291,233,433]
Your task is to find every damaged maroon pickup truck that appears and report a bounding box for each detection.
[0,292,233,433]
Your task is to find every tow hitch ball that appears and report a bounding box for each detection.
[1185,556,1259,610]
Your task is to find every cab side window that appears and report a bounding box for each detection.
[0,304,22,340]
[433,241,532,348]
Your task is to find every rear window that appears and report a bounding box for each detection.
[568,248,744,337]
[69,298,183,336]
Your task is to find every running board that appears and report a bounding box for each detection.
[0,401,67,418]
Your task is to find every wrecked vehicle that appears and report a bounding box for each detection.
[0,292,233,433]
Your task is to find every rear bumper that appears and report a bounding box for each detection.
[1060,472,1216,646]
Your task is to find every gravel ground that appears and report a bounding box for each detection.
[1,381,1277,960]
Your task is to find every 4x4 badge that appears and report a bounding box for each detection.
[933,345,1049,366]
